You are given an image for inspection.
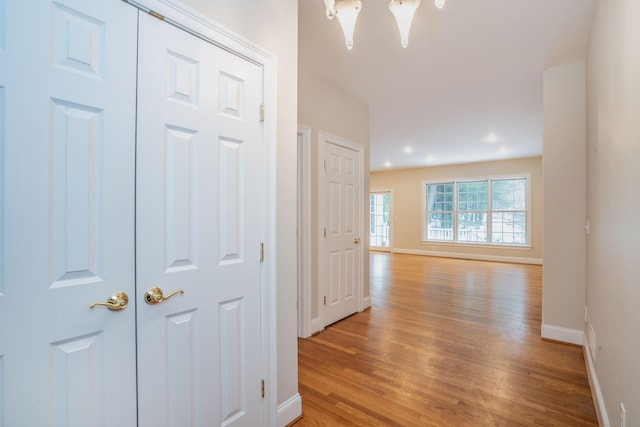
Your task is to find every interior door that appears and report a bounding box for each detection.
[323,141,362,326]
[136,13,264,427]
[0,0,138,425]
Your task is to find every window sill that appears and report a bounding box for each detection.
[421,241,532,251]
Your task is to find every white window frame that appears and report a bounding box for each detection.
[422,174,531,248]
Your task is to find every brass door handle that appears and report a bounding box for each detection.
[144,287,184,305]
[354,237,361,244]
[90,292,129,311]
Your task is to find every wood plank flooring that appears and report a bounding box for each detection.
[294,253,597,426]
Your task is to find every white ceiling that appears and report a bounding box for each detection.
[298,0,598,171]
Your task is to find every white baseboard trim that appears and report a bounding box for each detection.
[391,248,543,265]
[277,393,302,427]
[362,295,371,310]
[540,324,584,345]
[584,340,610,426]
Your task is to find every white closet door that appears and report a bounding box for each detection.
[135,13,264,427]
[0,0,138,426]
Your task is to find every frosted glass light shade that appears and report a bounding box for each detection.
[335,0,363,50]
[434,0,445,9]
[324,0,336,18]
[388,0,421,48]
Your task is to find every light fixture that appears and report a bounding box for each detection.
[388,0,422,48]
[325,0,362,50]
[324,0,444,49]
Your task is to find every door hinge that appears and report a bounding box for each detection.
[323,296,327,305]
[260,104,265,122]
[260,242,264,261]
[261,379,265,398]
[323,160,327,170]
[148,10,165,20]
[323,228,326,238]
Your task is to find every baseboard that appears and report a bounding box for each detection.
[362,295,371,310]
[391,248,543,265]
[540,324,584,345]
[277,393,302,427]
[584,339,610,426]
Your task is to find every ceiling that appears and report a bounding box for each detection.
[298,0,598,171]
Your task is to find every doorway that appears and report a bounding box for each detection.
[370,191,392,250]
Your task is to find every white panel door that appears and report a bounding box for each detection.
[323,141,362,326]
[0,0,138,426]
[136,13,264,427]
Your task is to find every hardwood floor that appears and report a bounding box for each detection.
[294,253,598,426]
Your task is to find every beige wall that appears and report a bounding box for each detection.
[161,0,300,423]
[586,0,640,423]
[298,66,371,333]
[370,157,543,263]
[541,61,586,343]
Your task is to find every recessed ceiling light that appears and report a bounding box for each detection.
[497,146,510,156]
[403,146,413,154]
[483,133,501,143]
[384,161,392,168]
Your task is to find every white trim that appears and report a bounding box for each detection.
[276,393,302,427]
[584,339,610,427]
[297,124,312,338]
[128,2,279,425]
[318,130,366,324]
[362,295,371,310]
[392,248,543,265]
[129,0,276,63]
[540,324,584,345]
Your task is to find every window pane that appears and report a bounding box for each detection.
[492,178,525,211]
[458,212,487,242]
[492,212,526,244]
[427,183,454,212]
[427,213,453,241]
[458,181,487,211]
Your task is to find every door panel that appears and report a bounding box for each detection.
[324,141,361,326]
[136,13,263,427]
[0,0,138,425]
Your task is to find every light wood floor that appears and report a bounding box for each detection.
[294,253,597,426]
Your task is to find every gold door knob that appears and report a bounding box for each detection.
[144,287,184,305]
[354,237,361,244]
[90,292,129,311]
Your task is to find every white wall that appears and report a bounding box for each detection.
[298,67,371,333]
[163,0,300,424]
[541,61,586,345]
[585,0,640,424]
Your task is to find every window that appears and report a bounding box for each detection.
[424,177,528,246]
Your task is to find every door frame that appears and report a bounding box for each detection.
[297,124,313,338]
[129,1,278,424]
[318,130,365,329]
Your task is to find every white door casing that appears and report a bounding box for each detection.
[320,132,363,327]
[0,0,138,425]
[296,124,315,338]
[136,12,264,427]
